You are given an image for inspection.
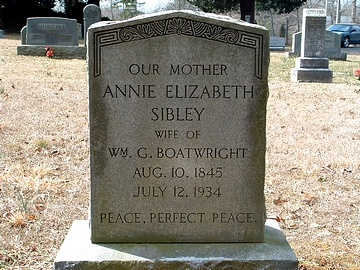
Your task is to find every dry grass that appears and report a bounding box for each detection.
[0,34,359,269]
[0,34,89,269]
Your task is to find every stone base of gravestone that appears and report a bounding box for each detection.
[291,57,333,83]
[54,219,298,270]
[16,45,86,58]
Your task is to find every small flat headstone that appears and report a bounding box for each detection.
[270,37,285,50]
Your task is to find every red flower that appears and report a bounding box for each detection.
[45,46,54,58]
[353,68,360,78]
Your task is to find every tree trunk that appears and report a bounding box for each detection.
[352,0,357,23]
[297,8,300,32]
[269,10,274,36]
[285,17,289,45]
[336,0,340,23]
[239,0,255,23]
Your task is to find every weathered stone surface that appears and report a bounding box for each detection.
[288,30,347,60]
[301,9,327,58]
[54,219,298,270]
[26,17,79,46]
[291,67,333,83]
[270,37,285,50]
[83,4,101,45]
[88,11,269,243]
[296,57,329,68]
[26,17,78,46]
[20,26,27,44]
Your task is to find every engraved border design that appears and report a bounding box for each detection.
[93,17,264,79]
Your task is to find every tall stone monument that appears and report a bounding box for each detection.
[291,9,333,82]
[54,11,298,269]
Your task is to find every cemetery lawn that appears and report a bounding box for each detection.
[1,34,360,269]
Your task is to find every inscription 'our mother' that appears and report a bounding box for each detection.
[128,63,229,76]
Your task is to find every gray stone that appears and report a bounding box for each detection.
[0,30,3,38]
[291,9,333,82]
[54,219,298,270]
[322,52,347,61]
[291,32,302,55]
[77,23,82,39]
[296,57,329,68]
[291,67,333,83]
[26,17,78,46]
[83,4,101,45]
[87,11,269,243]
[21,26,27,44]
[288,30,347,60]
[270,37,285,50]
[325,30,342,53]
[301,9,327,57]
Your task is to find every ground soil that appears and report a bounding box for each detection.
[0,34,359,269]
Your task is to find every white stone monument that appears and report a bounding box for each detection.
[291,9,333,82]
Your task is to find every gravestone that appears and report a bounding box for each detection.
[270,37,285,50]
[291,9,333,82]
[291,32,301,55]
[21,26,27,45]
[83,4,101,45]
[287,30,346,60]
[26,17,78,46]
[17,17,86,58]
[77,23,82,39]
[54,11,298,269]
[89,11,268,244]
[325,30,342,53]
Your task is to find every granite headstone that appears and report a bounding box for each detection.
[270,37,285,50]
[26,17,79,46]
[301,9,327,58]
[291,9,333,82]
[21,26,27,45]
[54,11,298,270]
[88,11,269,243]
[83,4,101,45]
[288,30,346,60]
